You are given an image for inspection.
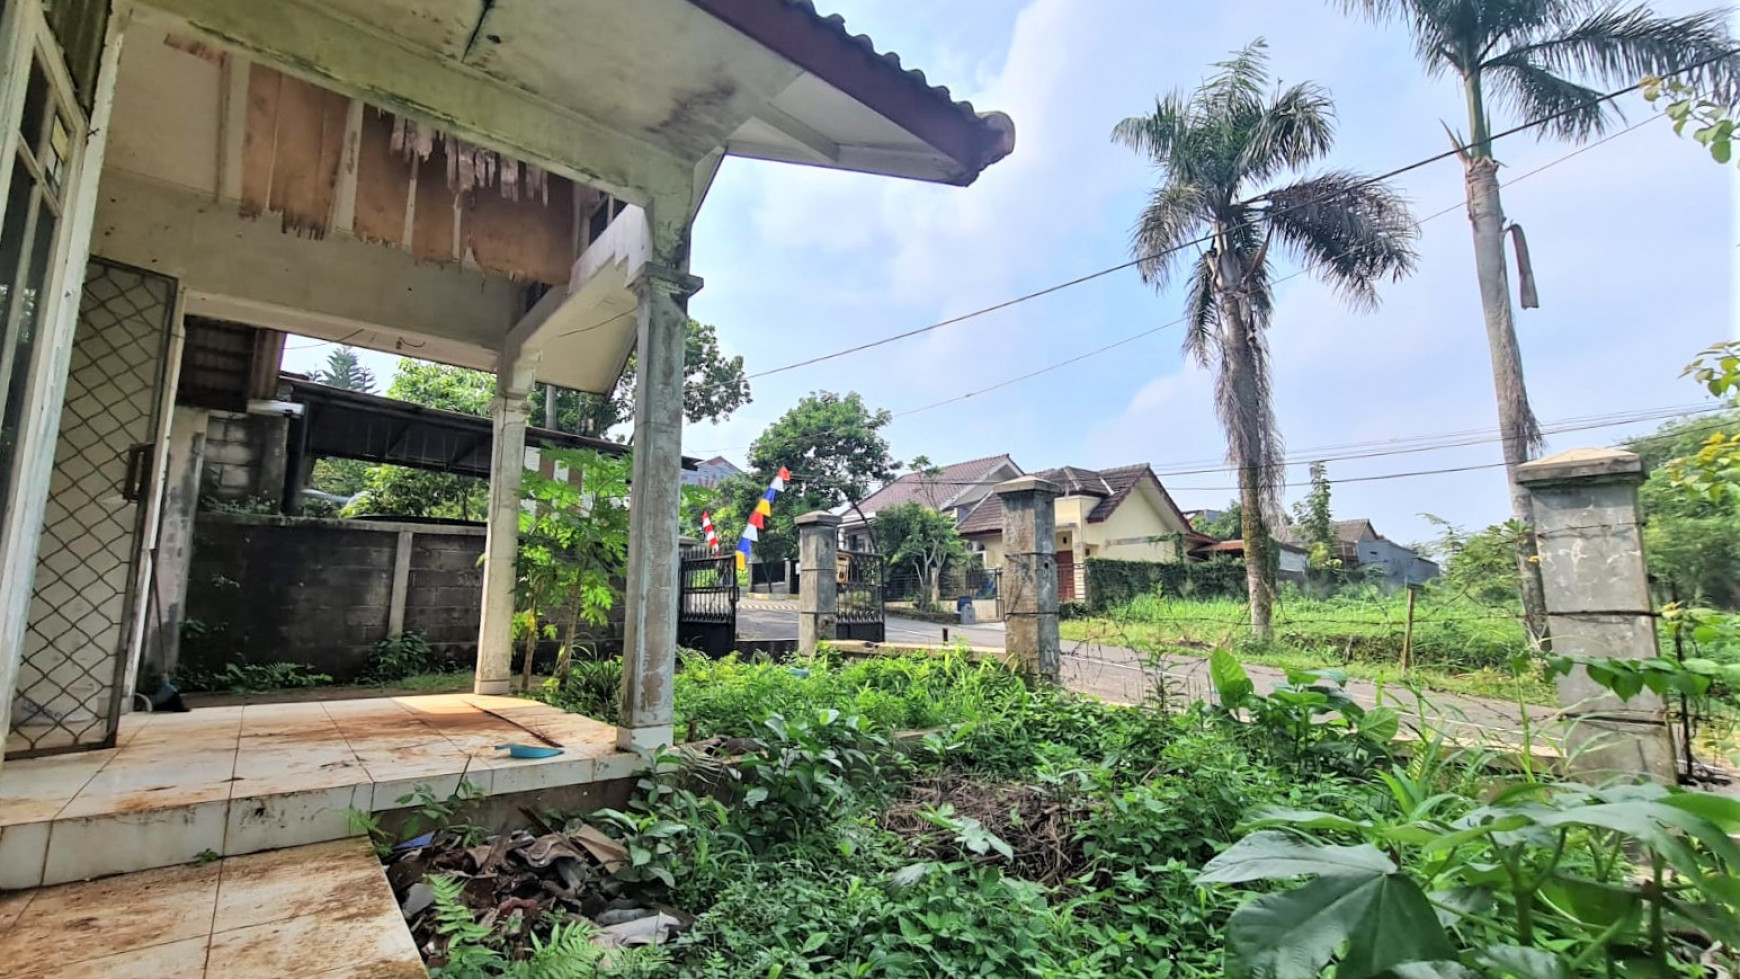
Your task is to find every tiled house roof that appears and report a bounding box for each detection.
[848,454,1019,522]
[957,463,1187,536]
[1277,518,1382,545]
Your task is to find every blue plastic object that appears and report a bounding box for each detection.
[394,832,435,851]
[496,743,564,759]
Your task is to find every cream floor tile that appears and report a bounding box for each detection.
[213,839,384,934]
[223,782,370,857]
[33,936,210,979]
[0,820,51,890]
[0,749,117,826]
[206,895,419,979]
[0,862,219,976]
[0,887,32,932]
[42,800,230,886]
[59,754,237,818]
[485,754,598,796]
[368,769,493,813]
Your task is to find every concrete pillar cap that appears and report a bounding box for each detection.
[1515,447,1644,487]
[995,476,1061,498]
[795,511,842,528]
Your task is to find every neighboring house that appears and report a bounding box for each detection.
[682,456,742,489]
[959,464,1199,602]
[837,454,1023,552]
[1197,538,1310,582]
[1278,518,1440,587]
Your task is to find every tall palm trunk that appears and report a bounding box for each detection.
[1463,77,1549,644]
[1214,238,1276,640]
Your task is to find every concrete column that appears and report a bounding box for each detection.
[388,529,415,636]
[797,512,841,654]
[997,477,1061,680]
[617,263,702,750]
[1515,448,1676,782]
[475,388,530,695]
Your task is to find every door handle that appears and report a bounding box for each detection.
[122,442,154,503]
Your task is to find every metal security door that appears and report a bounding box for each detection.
[677,544,737,658]
[9,259,175,756]
[836,549,884,642]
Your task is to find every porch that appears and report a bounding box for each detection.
[0,693,633,889]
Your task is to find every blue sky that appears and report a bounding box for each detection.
[287,0,1737,547]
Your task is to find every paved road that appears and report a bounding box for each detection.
[733,599,1552,741]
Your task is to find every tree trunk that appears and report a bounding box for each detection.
[543,384,559,429]
[1212,233,1275,641]
[1464,155,1549,645]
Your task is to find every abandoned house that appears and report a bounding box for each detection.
[0,0,1013,940]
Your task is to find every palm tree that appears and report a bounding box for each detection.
[1114,41,1418,639]
[1334,0,1737,640]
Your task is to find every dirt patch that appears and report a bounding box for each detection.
[879,775,1090,886]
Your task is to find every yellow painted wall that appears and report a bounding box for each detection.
[971,479,1190,569]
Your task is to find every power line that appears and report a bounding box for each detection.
[747,49,1731,381]
[889,112,1663,421]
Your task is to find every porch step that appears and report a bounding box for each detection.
[0,695,640,889]
[0,837,426,978]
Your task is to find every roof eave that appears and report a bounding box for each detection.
[686,0,1015,185]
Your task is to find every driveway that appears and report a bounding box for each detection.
[733,598,1551,741]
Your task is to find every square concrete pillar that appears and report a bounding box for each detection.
[997,476,1061,680]
[1516,447,1676,782]
[475,389,529,696]
[617,262,702,751]
[797,512,841,655]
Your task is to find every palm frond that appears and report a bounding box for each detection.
[1505,4,1740,102]
[1199,39,1273,120]
[1237,81,1337,184]
[1131,182,1208,287]
[1483,55,1610,139]
[1262,171,1419,311]
[1111,93,1192,164]
[1183,250,1220,369]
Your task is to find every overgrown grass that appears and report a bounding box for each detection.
[1060,589,1556,704]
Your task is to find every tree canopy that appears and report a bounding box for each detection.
[711,391,898,562]
[311,345,376,393]
[342,360,492,520]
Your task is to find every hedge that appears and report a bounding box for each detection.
[1084,556,1247,611]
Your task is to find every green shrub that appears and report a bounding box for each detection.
[1084,556,1247,611]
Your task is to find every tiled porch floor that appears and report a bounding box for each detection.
[0,838,424,979]
[0,695,636,888]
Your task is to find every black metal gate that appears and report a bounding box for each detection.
[836,549,885,642]
[678,545,737,658]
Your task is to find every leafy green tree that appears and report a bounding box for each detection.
[1629,405,1740,609]
[1291,461,1337,571]
[1334,0,1739,640]
[876,501,964,609]
[1194,502,1245,542]
[1419,514,1524,605]
[712,392,897,562]
[344,360,492,519]
[1114,41,1417,639]
[526,319,751,438]
[311,345,375,393]
[515,449,630,689]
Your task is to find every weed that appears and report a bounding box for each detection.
[363,632,448,685]
[178,661,332,694]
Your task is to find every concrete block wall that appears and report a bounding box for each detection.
[183,513,485,680]
[200,410,288,504]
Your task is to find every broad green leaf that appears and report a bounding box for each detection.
[1360,707,1400,744]
[1200,831,1395,884]
[1536,874,1641,929]
[1428,885,1494,927]
[1657,789,1740,831]
[1476,945,1568,979]
[1223,871,1451,979]
[1421,814,1531,854]
[1390,962,1480,979]
[1534,801,1740,868]
[1664,895,1740,945]
[1211,648,1254,706]
[1239,807,1369,834]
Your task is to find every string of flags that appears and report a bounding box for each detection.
[734,467,790,571]
[700,511,719,555]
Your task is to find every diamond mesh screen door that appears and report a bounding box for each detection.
[8,258,175,757]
